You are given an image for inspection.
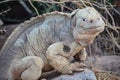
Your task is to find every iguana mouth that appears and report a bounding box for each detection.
[77,26,104,34]
[84,26,104,32]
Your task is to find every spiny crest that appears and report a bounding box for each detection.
[0,11,70,54]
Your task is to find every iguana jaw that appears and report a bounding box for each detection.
[74,26,104,47]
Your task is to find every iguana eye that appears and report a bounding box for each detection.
[82,18,86,22]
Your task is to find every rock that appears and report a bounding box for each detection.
[52,69,97,80]
[95,56,120,76]
[0,19,3,26]
[86,56,120,76]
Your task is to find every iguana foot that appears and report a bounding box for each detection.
[74,62,87,68]
[10,56,44,80]
[41,78,47,80]
[62,62,86,74]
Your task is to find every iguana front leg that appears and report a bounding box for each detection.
[80,48,87,62]
[46,42,84,74]
[74,48,87,63]
[74,48,87,66]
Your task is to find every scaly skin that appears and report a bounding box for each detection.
[0,7,105,80]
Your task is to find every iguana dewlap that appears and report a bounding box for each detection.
[0,7,105,80]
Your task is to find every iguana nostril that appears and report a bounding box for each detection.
[90,20,93,23]
[98,18,100,20]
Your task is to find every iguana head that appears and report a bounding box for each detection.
[71,7,105,46]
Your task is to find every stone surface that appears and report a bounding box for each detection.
[86,56,120,76]
[52,69,97,80]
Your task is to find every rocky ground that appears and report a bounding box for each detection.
[51,69,97,80]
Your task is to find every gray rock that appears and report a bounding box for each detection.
[52,69,97,80]
[0,19,3,26]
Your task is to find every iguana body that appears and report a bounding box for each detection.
[0,7,105,80]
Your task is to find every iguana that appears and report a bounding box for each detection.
[0,7,105,80]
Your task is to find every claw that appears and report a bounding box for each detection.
[41,79,47,80]
[62,70,73,74]
[74,62,87,68]
[79,62,87,68]
[73,68,84,72]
